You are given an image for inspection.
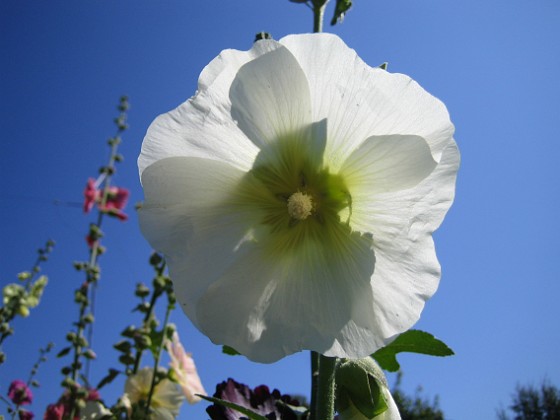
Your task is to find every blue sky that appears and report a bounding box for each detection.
[1,0,559,418]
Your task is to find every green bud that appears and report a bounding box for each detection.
[83,349,97,360]
[119,354,135,366]
[17,272,31,281]
[83,313,95,324]
[336,358,389,418]
[135,283,150,298]
[153,276,166,291]
[121,325,136,338]
[62,377,76,389]
[149,252,163,267]
[17,305,30,317]
[113,340,132,353]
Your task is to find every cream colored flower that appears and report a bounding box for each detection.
[166,332,206,403]
[139,33,459,363]
[124,367,184,419]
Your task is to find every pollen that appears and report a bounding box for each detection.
[287,191,313,221]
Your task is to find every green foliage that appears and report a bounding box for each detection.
[497,381,560,420]
[0,240,54,359]
[371,330,454,372]
[331,0,352,25]
[200,395,270,420]
[222,345,241,356]
[392,372,445,420]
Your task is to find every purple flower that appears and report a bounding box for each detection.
[207,378,304,420]
[8,380,33,406]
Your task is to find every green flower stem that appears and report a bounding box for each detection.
[145,301,173,417]
[85,96,129,370]
[132,261,167,374]
[314,354,337,420]
[312,0,328,33]
[310,351,320,420]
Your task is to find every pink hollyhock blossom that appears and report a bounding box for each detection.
[83,178,100,213]
[99,186,130,221]
[8,380,33,406]
[166,332,206,403]
[43,404,64,420]
[83,178,129,221]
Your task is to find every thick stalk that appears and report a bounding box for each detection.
[310,351,320,420]
[314,354,337,419]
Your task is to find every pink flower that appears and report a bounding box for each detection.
[83,178,100,213]
[166,332,206,403]
[43,404,64,420]
[8,380,33,406]
[83,178,129,221]
[99,187,130,220]
[18,409,34,420]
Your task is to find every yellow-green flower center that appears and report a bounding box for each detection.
[235,133,353,255]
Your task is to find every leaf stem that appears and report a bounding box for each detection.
[312,0,327,33]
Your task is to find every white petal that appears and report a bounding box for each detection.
[230,45,313,147]
[138,40,281,177]
[139,157,259,326]
[341,134,436,196]
[280,34,454,170]
[195,227,376,363]
[334,140,460,351]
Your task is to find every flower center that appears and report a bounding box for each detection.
[287,191,313,220]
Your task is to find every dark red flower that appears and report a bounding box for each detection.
[8,380,33,406]
[206,378,304,420]
[18,409,34,420]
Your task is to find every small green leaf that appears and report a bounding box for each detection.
[371,330,454,372]
[198,395,269,420]
[97,368,120,389]
[222,345,240,356]
[56,347,71,358]
[331,0,352,26]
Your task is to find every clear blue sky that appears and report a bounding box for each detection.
[1,0,559,418]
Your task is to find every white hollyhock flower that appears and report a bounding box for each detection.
[124,367,184,419]
[138,33,459,363]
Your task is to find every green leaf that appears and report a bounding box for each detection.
[97,368,121,389]
[198,395,269,420]
[331,0,352,26]
[56,347,71,358]
[222,345,240,356]
[371,330,454,372]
